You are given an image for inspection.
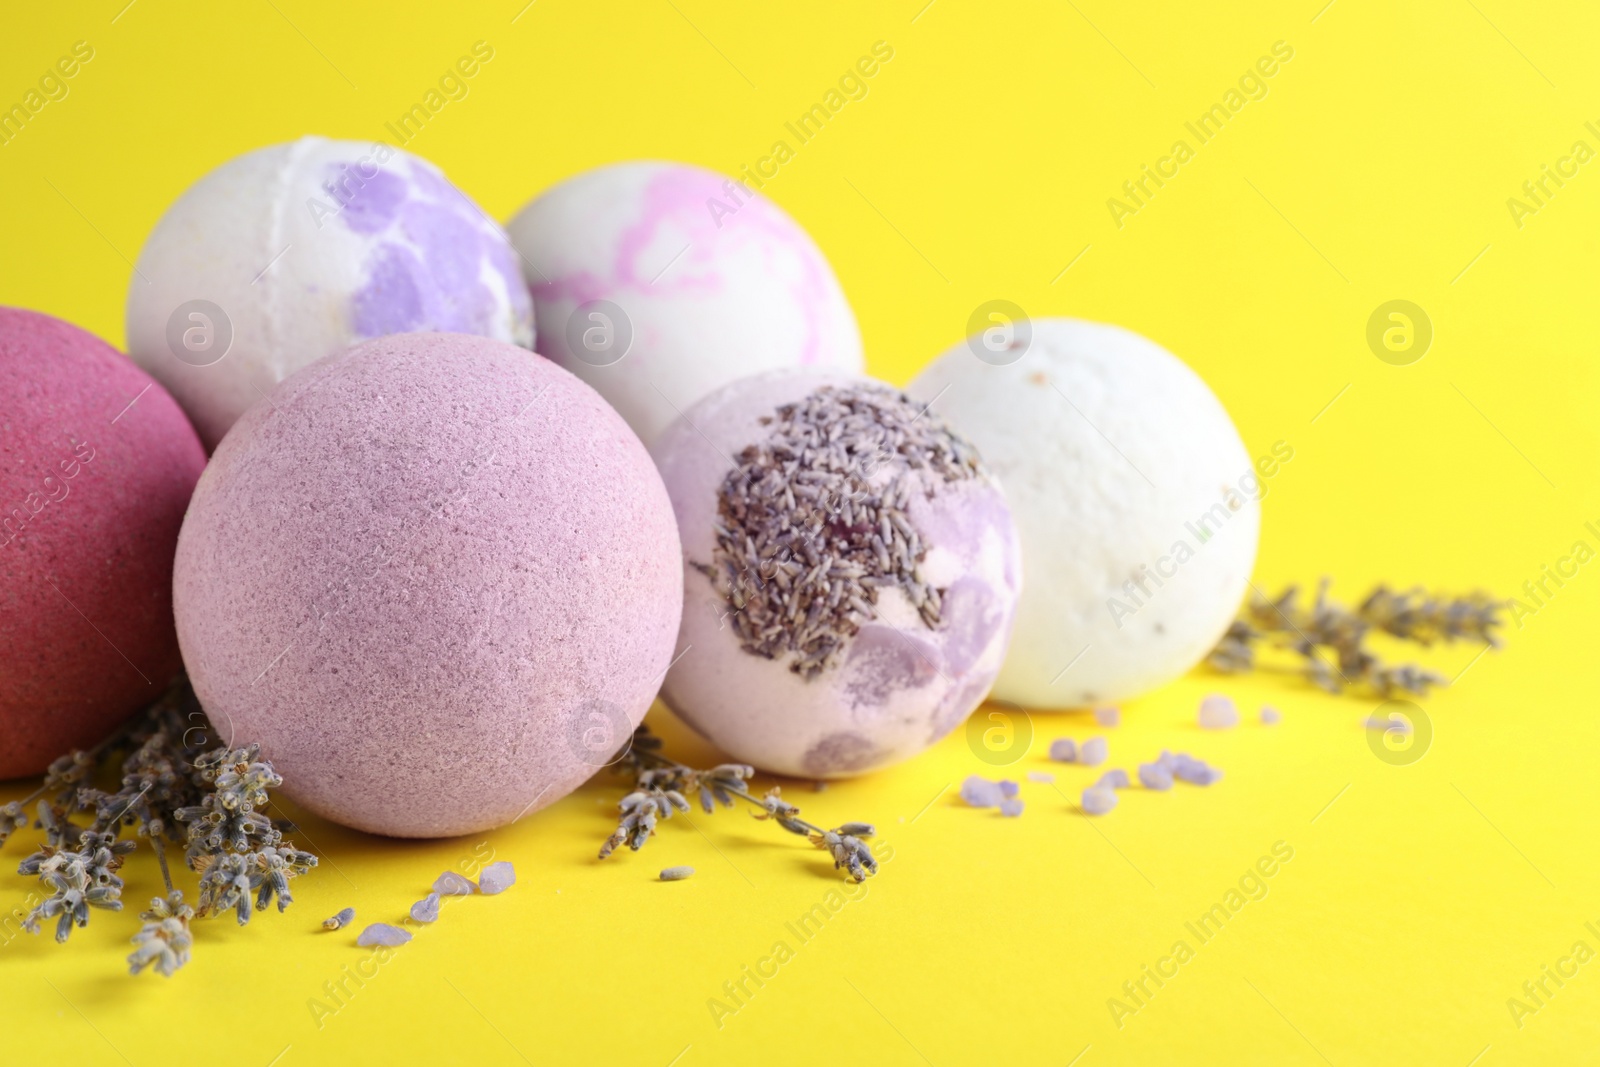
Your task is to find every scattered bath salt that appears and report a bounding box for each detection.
[1138,762,1173,790]
[1198,695,1239,729]
[433,871,476,896]
[356,923,411,948]
[1049,738,1078,762]
[1098,768,1131,790]
[1366,714,1412,733]
[1174,758,1224,786]
[409,892,440,923]
[961,775,1005,807]
[322,907,355,931]
[1094,706,1121,727]
[999,796,1025,817]
[659,866,695,881]
[1260,706,1282,725]
[1027,771,1055,783]
[1081,786,1118,815]
[478,861,516,895]
[1079,737,1108,766]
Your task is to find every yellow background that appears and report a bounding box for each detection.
[2,1,1598,1064]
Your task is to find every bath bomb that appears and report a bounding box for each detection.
[0,307,205,778]
[506,161,863,445]
[652,370,1021,777]
[127,137,534,449]
[172,333,682,837]
[909,319,1259,708]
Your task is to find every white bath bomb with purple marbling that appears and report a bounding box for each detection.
[908,318,1260,709]
[128,137,533,449]
[506,161,863,446]
[173,333,682,838]
[652,370,1021,778]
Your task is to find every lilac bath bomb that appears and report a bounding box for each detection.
[127,137,534,449]
[1,308,206,778]
[651,371,1021,777]
[173,333,682,837]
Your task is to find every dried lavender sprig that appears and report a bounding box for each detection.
[600,726,879,882]
[1207,580,1503,697]
[8,675,318,977]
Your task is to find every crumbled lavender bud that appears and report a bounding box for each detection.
[1049,738,1078,762]
[1198,695,1239,729]
[1094,706,1121,727]
[409,892,441,923]
[1079,737,1108,766]
[478,861,516,895]
[659,866,695,881]
[960,774,1004,808]
[998,780,1020,799]
[433,871,477,896]
[1365,714,1412,733]
[1138,762,1174,790]
[999,797,1024,817]
[835,822,875,837]
[323,906,355,930]
[1098,768,1131,790]
[699,383,987,676]
[1260,706,1282,725]
[356,923,411,947]
[1081,786,1118,815]
[1027,771,1055,783]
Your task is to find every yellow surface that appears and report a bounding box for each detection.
[2,1,1598,1064]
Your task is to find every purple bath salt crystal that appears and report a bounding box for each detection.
[1079,737,1108,766]
[356,923,412,948]
[409,892,440,923]
[1027,771,1055,783]
[1198,694,1239,729]
[478,861,516,895]
[1261,706,1282,725]
[1081,786,1118,815]
[1098,768,1131,790]
[1138,762,1174,790]
[1094,706,1121,727]
[961,774,1004,808]
[999,780,1020,799]
[1175,759,1224,786]
[1049,738,1078,763]
[433,871,477,896]
[999,797,1024,817]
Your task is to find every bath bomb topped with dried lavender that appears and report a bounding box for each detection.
[909,318,1261,709]
[505,161,863,445]
[652,370,1022,777]
[127,136,533,449]
[173,333,682,837]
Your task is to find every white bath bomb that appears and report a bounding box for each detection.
[908,318,1259,708]
[127,136,533,448]
[506,161,863,445]
[652,370,1021,777]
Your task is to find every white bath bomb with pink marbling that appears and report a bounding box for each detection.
[127,136,533,449]
[652,370,1021,778]
[506,162,863,445]
[909,318,1260,709]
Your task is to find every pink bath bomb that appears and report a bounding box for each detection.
[173,333,682,837]
[652,371,1022,777]
[0,307,205,778]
